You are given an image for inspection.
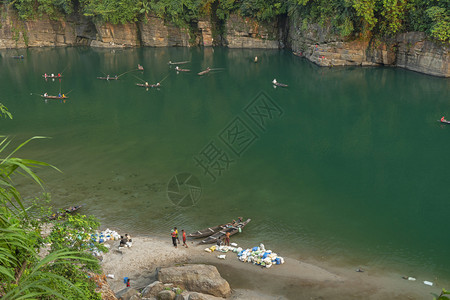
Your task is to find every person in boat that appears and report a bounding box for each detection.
[44,92,48,97]
[106,75,110,80]
[272,79,277,84]
[145,82,149,87]
[51,73,55,77]
[238,216,243,223]
[44,73,47,78]
[58,73,61,77]
[115,75,118,79]
[254,56,258,63]
[175,66,179,71]
[62,94,65,98]
[156,82,161,87]
[441,116,447,122]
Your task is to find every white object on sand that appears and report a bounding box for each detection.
[107,274,114,279]
[423,281,433,286]
[217,255,226,259]
[408,277,416,281]
[231,243,237,247]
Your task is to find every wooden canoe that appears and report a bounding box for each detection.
[175,67,190,72]
[273,82,288,87]
[97,76,118,80]
[198,68,211,76]
[440,120,450,124]
[12,55,24,59]
[41,95,69,99]
[42,75,63,78]
[168,60,190,65]
[48,205,82,220]
[200,219,251,244]
[136,83,160,88]
[188,223,231,238]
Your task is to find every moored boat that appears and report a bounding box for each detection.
[48,205,82,220]
[12,55,24,59]
[200,218,251,244]
[188,223,232,238]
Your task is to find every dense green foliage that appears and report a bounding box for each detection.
[0,108,103,299]
[5,0,449,42]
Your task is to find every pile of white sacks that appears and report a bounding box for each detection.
[205,243,285,268]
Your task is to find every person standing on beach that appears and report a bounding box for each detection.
[225,232,230,246]
[174,227,180,244]
[182,229,188,248]
[171,229,177,248]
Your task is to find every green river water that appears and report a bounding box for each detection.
[1,47,449,284]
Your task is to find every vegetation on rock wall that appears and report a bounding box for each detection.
[3,0,450,42]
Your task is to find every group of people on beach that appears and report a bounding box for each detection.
[170,227,188,248]
[119,233,132,248]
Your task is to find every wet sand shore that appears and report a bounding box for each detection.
[101,234,441,299]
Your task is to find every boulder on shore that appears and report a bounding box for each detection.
[115,287,140,300]
[157,264,231,298]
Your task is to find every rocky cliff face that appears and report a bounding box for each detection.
[223,14,280,49]
[287,15,449,77]
[1,5,448,77]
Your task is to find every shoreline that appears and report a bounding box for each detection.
[100,233,442,299]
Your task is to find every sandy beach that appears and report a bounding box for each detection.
[100,234,442,299]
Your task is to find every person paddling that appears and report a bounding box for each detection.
[441,116,446,122]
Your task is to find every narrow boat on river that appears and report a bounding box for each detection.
[198,67,211,76]
[12,55,24,59]
[97,76,118,80]
[41,94,68,99]
[43,74,63,79]
[136,83,160,88]
[200,218,251,244]
[168,60,190,65]
[175,66,190,72]
[272,79,288,87]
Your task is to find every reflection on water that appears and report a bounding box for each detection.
[1,47,450,283]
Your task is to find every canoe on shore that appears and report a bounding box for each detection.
[136,83,160,88]
[198,68,211,76]
[41,95,69,99]
[48,205,82,220]
[188,223,232,238]
[200,218,251,244]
